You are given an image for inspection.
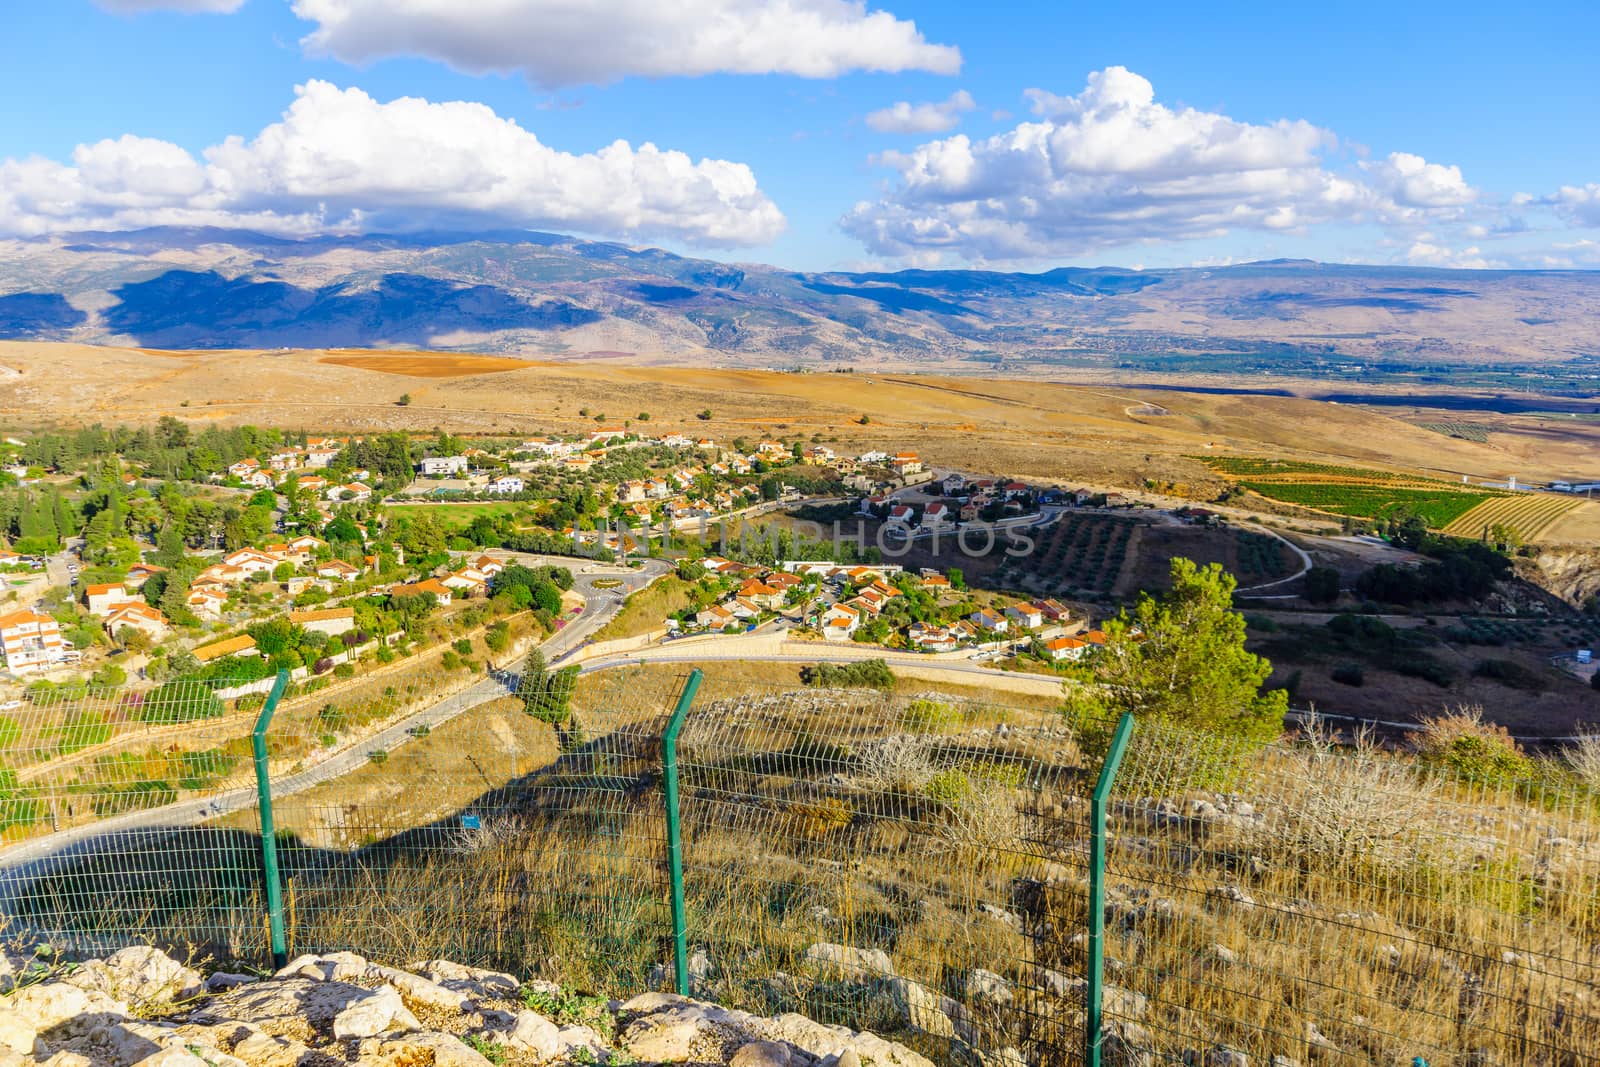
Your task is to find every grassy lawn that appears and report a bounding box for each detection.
[592,576,700,642]
[386,501,526,527]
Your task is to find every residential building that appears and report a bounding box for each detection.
[223,549,279,575]
[85,582,137,616]
[419,456,470,477]
[821,603,860,641]
[187,587,228,618]
[1005,603,1045,629]
[441,569,488,596]
[696,603,739,631]
[969,609,1009,634]
[1043,636,1089,661]
[316,559,361,582]
[941,473,967,496]
[303,447,343,468]
[103,602,170,642]
[886,504,915,527]
[391,578,453,606]
[485,476,525,495]
[0,610,67,672]
[124,562,167,589]
[922,502,952,526]
[192,634,259,663]
[289,607,356,637]
[890,452,923,476]
[326,482,372,502]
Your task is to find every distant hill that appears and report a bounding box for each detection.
[1,227,1597,385]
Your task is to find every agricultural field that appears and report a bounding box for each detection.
[1014,512,1137,596]
[1442,493,1585,541]
[1199,456,1502,528]
[1415,421,1494,442]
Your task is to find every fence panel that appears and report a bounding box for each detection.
[1100,715,1600,1066]
[0,676,273,959]
[261,662,692,993]
[670,677,1096,1067]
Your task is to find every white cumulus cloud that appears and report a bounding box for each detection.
[1362,152,1476,209]
[865,90,976,134]
[292,0,960,87]
[0,81,785,248]
[842,66,1478,262]
[94,0,246,12]
[1541,183,1600,227]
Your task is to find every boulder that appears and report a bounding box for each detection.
[332,986,422,1040]
[353,1031,493,1067]
[731,1040,794,1067]
[411,960,521,1000]
[63,948,204,1005]
[802,943,896,979]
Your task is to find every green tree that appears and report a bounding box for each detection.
[1061,557,1287,746]
[1301,566,1341,605]
[515,648,574,724]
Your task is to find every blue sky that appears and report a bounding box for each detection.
[3,0,1598,271]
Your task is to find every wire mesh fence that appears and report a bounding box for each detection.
[0,675,274,958]
[1100,714,1600,1066]
[2,664,1598,1067]
[266,664,688,992]
[670,680,1095,1067]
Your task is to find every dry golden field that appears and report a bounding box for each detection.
[4,341,1598,538]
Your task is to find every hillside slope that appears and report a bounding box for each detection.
[2,228,1598,380]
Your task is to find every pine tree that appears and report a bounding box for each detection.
[1061,557,1288,747]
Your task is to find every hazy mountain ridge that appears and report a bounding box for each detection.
[1,228,1597,378]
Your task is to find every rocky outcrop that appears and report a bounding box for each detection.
[2,948,934,1067]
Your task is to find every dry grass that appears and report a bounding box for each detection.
[318,351,535,377]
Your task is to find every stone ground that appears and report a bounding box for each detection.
[0,946,936,1067]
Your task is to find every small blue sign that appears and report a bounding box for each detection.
[460,814,481,830]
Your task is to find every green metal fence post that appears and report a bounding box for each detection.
[1086,712,1136,1067]
[661,668,704,996]
[252,670,292,971]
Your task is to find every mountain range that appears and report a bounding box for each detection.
[1,228,1597,388]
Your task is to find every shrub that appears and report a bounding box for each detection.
[799,659,894,690]
[369,748,388,765]
[1565,735,1600,789]
[1472,658,1546,691]
[1415,706,1530,784]
[1331,662,1365,687]
[453,638,473,656]
[901,699,960,734]
[334,663,356,679]
[924,769,971,805]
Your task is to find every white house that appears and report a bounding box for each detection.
[419,456,470,477]
[820,604,860,641]
[922,502,952,526]
[485,476,525,495]
[970,609,1009,634]
[223,549,279,576]
[85,582,137,616]
[886,504,916,527]
[0,610,67,672]
[1005,603,1045,629]
[103,602,170,642]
